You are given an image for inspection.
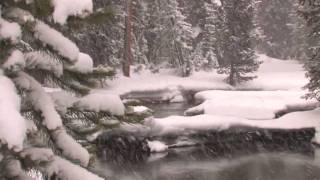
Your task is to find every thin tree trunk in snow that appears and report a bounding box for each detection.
[123,0,133,77]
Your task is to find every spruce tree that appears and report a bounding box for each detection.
[132,0,149,66]
[201,0,223,70]
[298,0,320,100]
[219,0,260,86]
[143,0,194,76]
[256,0,302,59]
[0,0,117,179]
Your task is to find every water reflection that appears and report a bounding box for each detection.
[95,102,320,180]
[144,102,195,118]
[95,148,320,180]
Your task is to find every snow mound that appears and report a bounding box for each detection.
[145,115,246,135]
[189,90,315,120]
[105,54,306,100]
[52,0,93,25]
[0,75,26,151]
[145,109,320,135]
[239,54,308,91]
[147,140,168,153]
[75,93,125,116]
[133,106,150,114]
[105,69,231,98]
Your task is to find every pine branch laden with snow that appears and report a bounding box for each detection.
[19,148,104,180]
[0,75,26,151]
[52,129,90,167]
[0,16,22,43]
[52,0,93,25]
[34,21,80,62]
[46,157,104,180]
[0,2,115,179]
[74,93,125,116]
[14,72,90,167]
[3,50,25,72]
[14,72,63,130]
[3,159,33,180]
[66,52,94,73]
[24,51,64,77]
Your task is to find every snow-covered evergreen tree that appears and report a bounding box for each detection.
[144,0,194,76]
[169,0,194,76]
[219,0,260,86]
[201,0,223,70]
[132,0,149,66]
[256,0,305,60]
[0,0,120,179]
[70,0,124,67]
[298,0,320,100]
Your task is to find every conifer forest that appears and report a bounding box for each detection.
[2,0,320,179]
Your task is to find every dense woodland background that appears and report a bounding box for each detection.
[71,0,307,74]
[1,0,320,179]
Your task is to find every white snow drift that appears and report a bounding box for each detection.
[105,54,307,102]
[186,90,316,120]
[146,109,320,137]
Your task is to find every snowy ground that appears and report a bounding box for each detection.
[101,54,308,101]
[110,54,320,147]
[145,109,320,136]
[186,90,317,120]
[100,69,231,102]
[180,55,317,121]
[239,54,308,91]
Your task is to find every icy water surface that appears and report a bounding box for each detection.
[95,148,320,180]
[144,102,195,118]
[94,102,320,180]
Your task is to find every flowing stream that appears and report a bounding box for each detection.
[144,102,196,118]
[95,102,320,180]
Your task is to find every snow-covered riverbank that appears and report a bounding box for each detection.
[105,54,320,146]
[100,54,308,102]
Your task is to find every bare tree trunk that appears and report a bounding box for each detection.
[229,61,235,86]
[123,0,133,77]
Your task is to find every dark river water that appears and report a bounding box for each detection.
[144,102,195,118]
[95,149,320,180]
[94,102,320,180]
